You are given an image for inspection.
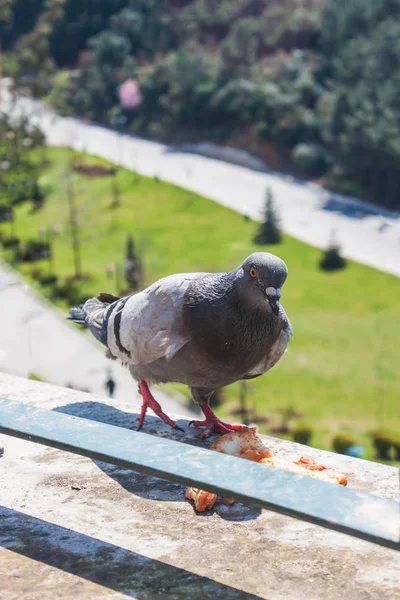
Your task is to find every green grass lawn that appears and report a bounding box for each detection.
[1,147,399,463]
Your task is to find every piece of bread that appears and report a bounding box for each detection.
[210,428,272,462]
[185,435,348,512]
[185,487,217,511]
[259,455,348,486]
[185,429,272,511]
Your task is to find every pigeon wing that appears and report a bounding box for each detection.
[106,273,202,365]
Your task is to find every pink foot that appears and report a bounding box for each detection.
[137,380,183,431]
[190,404,248,438]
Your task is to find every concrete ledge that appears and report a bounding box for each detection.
[0,373,399,599]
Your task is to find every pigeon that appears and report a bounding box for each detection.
[69,252,293,436]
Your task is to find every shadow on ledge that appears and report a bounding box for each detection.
[0,506,262,600]
[52,401,262,523]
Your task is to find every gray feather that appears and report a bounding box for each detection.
[68,306,86,325]
[105,273,202,364]
[69,297,118,344]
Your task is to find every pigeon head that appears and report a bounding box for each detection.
[236,252,288,315]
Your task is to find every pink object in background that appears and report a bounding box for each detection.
[118,79,143,110]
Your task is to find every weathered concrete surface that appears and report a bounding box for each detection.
[0,373,399,600]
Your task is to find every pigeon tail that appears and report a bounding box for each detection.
[68,295,118,344]
[68,305,86,325]
[68,297,102,325]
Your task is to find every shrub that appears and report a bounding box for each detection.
[21,239,51,262]
[46,70,74,116]
[219,19,261,71]
[392,434,400,461]
[2,236,20,249]
[31,181,45,211]
[30,268,43,281]
[371,430,394,460]
[332,433,356,455]
[292,143,329,177]
[319,236,347,272]
[292,423,313,445]
[54,282,79,305]
[39,274,58,286]
[255,121,271,140]
[54,281,82,305]
[0,204,13,223]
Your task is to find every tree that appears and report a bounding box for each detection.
[292,142,328,177]
[50,0,128,66]
[31,180,45,210]
[319,232,346,272]
[254,187,282,245]
[219,18,261,73]
[65,153,82,279]
[124,234,143,291]
[320,0,400,208]
[110,2,177,56]
[0,111,45,223]
[0,0,13,25]
[12,1,65,96]
[88,30,131,70]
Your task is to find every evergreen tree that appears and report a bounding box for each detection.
[319,232,347,271]
[31,180,44,211]
[321,0,400,208]
[124,234,143,291]
[254,187,282,245]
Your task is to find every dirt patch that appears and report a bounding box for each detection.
[71,163,116,178]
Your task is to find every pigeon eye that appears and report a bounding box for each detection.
[249,267,257,278]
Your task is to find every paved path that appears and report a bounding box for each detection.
[7,92,400,278]
[0,261,196,417]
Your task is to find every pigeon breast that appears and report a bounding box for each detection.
[183,272,282,371]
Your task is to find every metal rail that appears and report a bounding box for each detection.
[0,397,398,551]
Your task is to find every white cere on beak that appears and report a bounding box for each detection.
[265,287,282,298]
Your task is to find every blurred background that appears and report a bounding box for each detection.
[0,0,399,464]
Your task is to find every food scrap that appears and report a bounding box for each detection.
[185,487,218,512]
[186,428,272,512]
[185,430,348,512]
[260,456,348,486]
[209,427,273,461]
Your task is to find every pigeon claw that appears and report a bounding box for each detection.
[190,404,248,438]
[137,380,182,432]
[191,419,248,438]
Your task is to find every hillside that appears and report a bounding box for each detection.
[1,148,399,462]
[2,0,400,210]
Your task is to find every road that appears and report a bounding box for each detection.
[7,92,400,278]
